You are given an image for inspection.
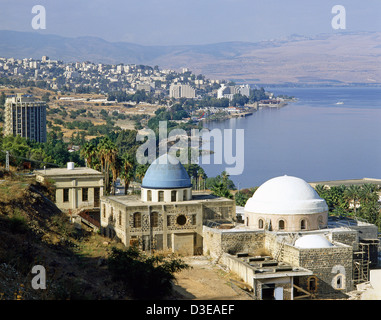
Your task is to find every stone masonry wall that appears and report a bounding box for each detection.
[298,245,353,299]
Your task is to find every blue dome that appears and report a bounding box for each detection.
[142,154,192,189]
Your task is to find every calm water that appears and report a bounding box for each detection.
[200,87,381,189]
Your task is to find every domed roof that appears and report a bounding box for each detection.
[141,154,192,189]
[294,234,334,249]
[244,175,328,215]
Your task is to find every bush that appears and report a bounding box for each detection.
[107,246,190,299]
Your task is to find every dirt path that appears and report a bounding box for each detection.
[172,256,252,300]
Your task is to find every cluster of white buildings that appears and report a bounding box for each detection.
[0,56,237,101]
[217,84,250,100]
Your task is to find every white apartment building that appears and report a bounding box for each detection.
[169,84,196,99]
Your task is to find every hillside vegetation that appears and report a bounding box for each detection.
[0,171,190,300]
[0,170,128,299]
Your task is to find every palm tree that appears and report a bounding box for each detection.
[135,164,148,183]
[314,184,327,197]
[197,167,206,190]
[359,184,379,204]
[344,185,361,215]
[110,155,121,195]
[97,138,118,195]
[80,143,97,169]
[120,152,135,195]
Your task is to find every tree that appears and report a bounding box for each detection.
[97,137,118,195]
[120,152,135,195]
[344,185,361,216]
[209,171,235,199]
[235,187,258,207]
[107,246,190,299]
[135,164,148,183]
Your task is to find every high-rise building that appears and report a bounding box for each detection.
[169,84,196,99]
[4,93,47,143]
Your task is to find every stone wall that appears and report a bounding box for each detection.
[297,245,353,299]
[203,226,265,259]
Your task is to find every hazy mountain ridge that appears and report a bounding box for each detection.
[1,30,380,84]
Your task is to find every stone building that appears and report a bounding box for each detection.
[34,162,104,212]
[100,154,235,255]
[203,175,379,300]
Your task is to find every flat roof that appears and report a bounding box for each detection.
[228,253,313,279]
[102,193,234,207]
[34,167,103,177]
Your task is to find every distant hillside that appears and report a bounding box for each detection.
[1,30,381,85]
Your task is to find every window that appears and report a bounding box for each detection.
[258,219,264,229]
[300,219,306,230]
[118,210,122,226]
[278,220,285,230]
[63,188,69,202]
[171,190,177,202]
[151,212,159,228]
[318,215,324,228]
[307,276,318,293]
[183,190,187,201]
[82,188,88,202]
[158,191,164,202]
[94,187,100,207]
[147,190,152,201]
[133,212,142,228]
[176,214,187,226]
[102,204,106,218]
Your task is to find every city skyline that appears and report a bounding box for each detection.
[0,0,380,46]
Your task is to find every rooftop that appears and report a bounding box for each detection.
[245,175,328,215]
[34,167,103,177]
[102,192,233,207]
[229,253,313,279]
[141,154,192,189]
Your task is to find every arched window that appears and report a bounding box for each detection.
[258,219,264,229]
[318,215,324,228]
[300,219,306,230]
[158,191,164,202]
[147,190,152,201]
[151,212,159,228]
[278,219,285,230]
[246,217,249,226]
[307,276,318,292]
[133,212,142,228]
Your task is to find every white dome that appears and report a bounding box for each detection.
[294,234,334,249]
[244,175,328,215]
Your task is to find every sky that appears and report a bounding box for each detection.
[0,0,380,45]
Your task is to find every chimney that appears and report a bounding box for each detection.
[67,162,75,170]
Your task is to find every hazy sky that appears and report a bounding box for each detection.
[1,0,380,45]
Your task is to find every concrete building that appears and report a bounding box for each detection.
[203,175,380,300]
[100,154,235,255]
[169,84,196,99]
[217,84,250,101]
[34,162,104,212]
[4,93,47,143]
